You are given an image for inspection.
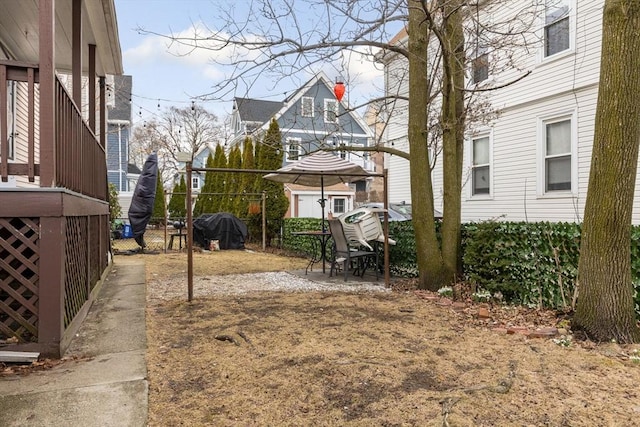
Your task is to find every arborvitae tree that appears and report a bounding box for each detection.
[167,175,187,220]
[193,153,214,216]
[235,137,255,218]
[222,145,242,215]
[211,144,228,213]
[150,172,166,226]
[255,119,289,245]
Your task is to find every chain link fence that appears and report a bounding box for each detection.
[110,215,275,253]
[110,217,186,253]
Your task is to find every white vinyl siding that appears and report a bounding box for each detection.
[382,0,621,223]
[324,99,338,123]
[301,96,314,117]
[11,80,40,187]
[5,80,16,160]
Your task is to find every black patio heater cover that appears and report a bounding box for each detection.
[128,152,158,248]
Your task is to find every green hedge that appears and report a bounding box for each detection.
[283,218,640,313]
[282,218,325,257]
[462,222,581,309]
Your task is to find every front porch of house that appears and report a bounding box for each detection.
[0,0,122,357]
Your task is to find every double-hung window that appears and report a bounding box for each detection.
[544,0,571,57]
[339,142,347,160]
[324,99,338,123]
[544,118,572,192]
[471,135,491,196]
[472,46,489,84]
[192,176,200,190]
[301,96,314,117]
[333,198,346,215]
[285,137,301,162]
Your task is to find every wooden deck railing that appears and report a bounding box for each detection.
[0,60,107,201]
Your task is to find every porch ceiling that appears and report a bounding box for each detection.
[0,0,123,75]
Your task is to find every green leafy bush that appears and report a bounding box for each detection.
[463,221,581,309]
[282,217,640,317]
[108,183,121,227]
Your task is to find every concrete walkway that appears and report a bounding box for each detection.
[0,258,148,427]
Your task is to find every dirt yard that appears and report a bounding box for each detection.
[141,249,640,426]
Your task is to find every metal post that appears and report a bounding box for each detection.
[186,161,193,302]
[262,190,266,251]
[163,190,168,254]
[383,169,390,287]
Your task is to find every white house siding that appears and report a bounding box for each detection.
[459,88,598,223]
[383,49,411,203]
[381,0,640,223]
[10,81,40,188]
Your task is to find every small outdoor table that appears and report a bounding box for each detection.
[168,232,187,250]
[292,230,332,274]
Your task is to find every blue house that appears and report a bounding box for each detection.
[230,71,375,218]
[106,74,133,192]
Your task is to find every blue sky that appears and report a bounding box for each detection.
[114,0,389,126]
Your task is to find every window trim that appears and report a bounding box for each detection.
[301,96,314,118]
[285,137,301,162]
[191,176,200,190]
[332,197,347,215]
[468,131,493,199]
[537,110,577,197]
[540,0,576,62]
[324,98,338,123]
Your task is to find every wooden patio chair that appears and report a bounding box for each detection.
[328,219,378,281]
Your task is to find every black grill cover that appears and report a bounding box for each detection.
[193,213,248,250]
[128,153,158,247]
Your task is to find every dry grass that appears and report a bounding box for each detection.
[142,250,640,426]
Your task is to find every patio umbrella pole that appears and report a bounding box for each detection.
[321,175,325,232]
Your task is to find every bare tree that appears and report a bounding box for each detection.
[130,105,224,183]
[139,0,541,289]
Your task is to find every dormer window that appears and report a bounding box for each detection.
[301,96,314,117]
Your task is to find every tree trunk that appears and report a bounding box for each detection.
[440,0,466,283]
[408,0,445,290]
[574,0,640,343]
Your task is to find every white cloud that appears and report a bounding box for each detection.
[122,21,261,82]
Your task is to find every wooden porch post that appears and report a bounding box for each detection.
[89,44,96,133]
[72,0,83,110]
[39,0,56,187]
[38,217,66,357]
[99,76,106,149]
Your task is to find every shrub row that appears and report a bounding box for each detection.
[282,218,640,313]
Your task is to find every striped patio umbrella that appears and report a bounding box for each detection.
[263,151,371,230]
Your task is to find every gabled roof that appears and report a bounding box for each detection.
[234,98,283,123]
[268,71,373,137]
